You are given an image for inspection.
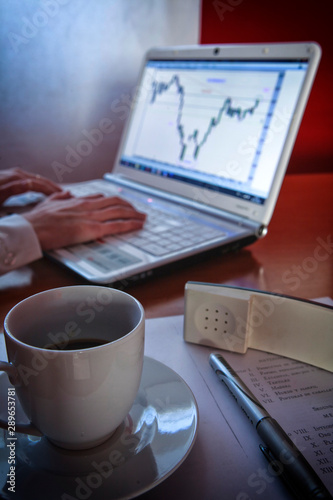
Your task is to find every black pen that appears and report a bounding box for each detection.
[209,353,332,500]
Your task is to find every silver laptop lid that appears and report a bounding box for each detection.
[114,42,321,226]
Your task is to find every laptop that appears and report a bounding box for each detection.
[48,42,321,285]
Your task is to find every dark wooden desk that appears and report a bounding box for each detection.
[0,173,332,499]
[0,173,332,325]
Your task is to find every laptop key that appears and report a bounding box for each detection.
[143,243,169,256]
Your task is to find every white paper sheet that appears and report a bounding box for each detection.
[1,314,332,499]
[144,315,333,498]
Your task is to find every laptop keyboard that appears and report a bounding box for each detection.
[69,181,226,257]
[118,202,224,256]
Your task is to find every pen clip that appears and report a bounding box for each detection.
[259,444,280,472]
[259,444,303,500]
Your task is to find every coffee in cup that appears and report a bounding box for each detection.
[0,285,145,450]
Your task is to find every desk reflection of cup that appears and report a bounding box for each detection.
[0,286,145,450]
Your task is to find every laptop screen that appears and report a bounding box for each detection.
[119,57,309,206]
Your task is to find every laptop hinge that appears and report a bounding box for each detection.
[105,174,264,236]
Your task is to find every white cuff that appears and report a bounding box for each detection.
[0,214,43,274]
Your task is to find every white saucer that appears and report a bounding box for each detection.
[0,356,198,499]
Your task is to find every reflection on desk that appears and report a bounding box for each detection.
[0,173,332,499]
[0,174,332,326]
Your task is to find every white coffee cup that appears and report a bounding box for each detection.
[0,285,144,450]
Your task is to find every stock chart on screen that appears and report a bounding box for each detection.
[121,59,307,202]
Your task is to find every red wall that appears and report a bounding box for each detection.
[200,0,333,174]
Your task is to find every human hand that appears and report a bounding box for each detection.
[0,167,62,205]
[22,191,146,250]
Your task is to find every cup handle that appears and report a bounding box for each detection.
[0,360,43,437]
